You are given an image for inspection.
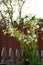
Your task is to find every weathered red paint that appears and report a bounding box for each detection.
[0,24,43,61]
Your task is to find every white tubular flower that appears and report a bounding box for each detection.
[26,42,28,44]
[41,28,43,32]
[18,37,22,41]
[27,30,30,34]
[4,31,7,35]
[29,36,34,41]
[23,39,27,43]
[36,25,39,29]
[11,33,14,37]
[24,18,29,24]
[33,34,36,38]
[2,30,5,32]
[35,39,38,42]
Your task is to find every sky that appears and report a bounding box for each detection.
[21,0,43,18]
[0,0,43,20]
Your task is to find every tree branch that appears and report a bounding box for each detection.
[9,0,13,22]
[18,0,26,19]
[0,10,6,25]
[0,10,10,26]
[2,0,13,23]
[21,0,26,8]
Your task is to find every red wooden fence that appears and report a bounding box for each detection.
[0,24,43,61]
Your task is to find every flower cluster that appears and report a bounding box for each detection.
[3,17,40,65]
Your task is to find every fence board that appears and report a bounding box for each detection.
[0,24,43,61]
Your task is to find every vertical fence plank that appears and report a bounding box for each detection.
[0,24,43,61]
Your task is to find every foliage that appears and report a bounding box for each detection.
[41,62,43,65]
[0,0,26,26]
[3,17,40,65]
[39,18,43,22]
[0,0,41,65]
[12,15,37,25]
